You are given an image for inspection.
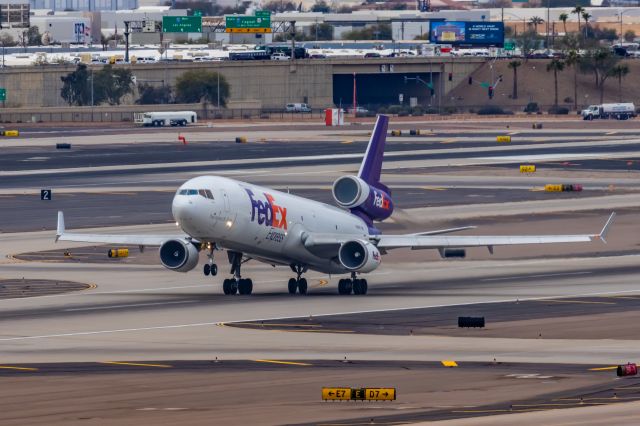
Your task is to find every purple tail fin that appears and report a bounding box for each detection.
[357,114,389,190]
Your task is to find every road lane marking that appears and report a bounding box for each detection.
[481,271,592,282]
[254,359,311,366]
[64,300,197,312]
[101,361,172,368]
[0,365,38,371]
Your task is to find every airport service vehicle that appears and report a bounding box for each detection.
[581,103,636,120]
[134,111,197,127]
[56,115,615,296]
[285,103,312,113]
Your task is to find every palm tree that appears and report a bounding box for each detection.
[572,6,585,33]
[559,13,569,36]
[581,11,592,38]
[609,63,630,102]
[547,58,565,108]
[565,48,580,111]
[508,60,522,99]
[529,16,544,34]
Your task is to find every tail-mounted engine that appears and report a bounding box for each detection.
[332,175,393,221]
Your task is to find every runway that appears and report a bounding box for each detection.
[2,119,640,425]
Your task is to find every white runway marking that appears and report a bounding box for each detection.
[63,300,197,312]
[2,288,640,342]
[480,271,593,282]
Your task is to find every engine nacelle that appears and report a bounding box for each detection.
[159,239,200,272]
[338,240,381,273]
[332,175,393,221]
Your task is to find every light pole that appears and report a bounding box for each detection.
[617,9,635,44]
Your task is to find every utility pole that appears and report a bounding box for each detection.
[124,20,131,63]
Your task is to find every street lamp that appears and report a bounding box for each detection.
[616,9,636,44]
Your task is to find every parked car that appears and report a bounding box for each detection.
[346,106,369,114]
[271,52,291,61]
[364,52,381,58]
[285,103,312,113]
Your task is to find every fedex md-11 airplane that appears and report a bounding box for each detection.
[56,115,615,296]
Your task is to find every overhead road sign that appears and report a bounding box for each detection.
[162,16,202,33]
[430,21,504,47]
[225,15,271,33]
[0,88,6,101]
[322,387,396,401]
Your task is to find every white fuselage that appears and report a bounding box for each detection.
[171,176,370,274]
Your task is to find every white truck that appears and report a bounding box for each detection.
[581,103,636,120]
[134,111,198,127]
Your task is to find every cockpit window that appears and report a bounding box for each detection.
[205,189,214,199]
[187,189,197,195]
[179,189,213,198]
[179,189,188,195]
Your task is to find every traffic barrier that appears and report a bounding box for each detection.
[533,123,543,129]
[520,165,536,173]
[617,363,638,377]
[409,129,421,136]
[496,135,511,142]
[390,130,402,136]
[1,130,19,137]
[56,143,71,149]
[178,135,186,145]
[107,248,129,258]
[458,317,485,328]
[235,136,247,144]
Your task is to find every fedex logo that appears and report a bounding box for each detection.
[373,251,381,262]
[373,191,390,210]
[245,188,288,230]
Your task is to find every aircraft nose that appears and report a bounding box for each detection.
[172,194,191,223]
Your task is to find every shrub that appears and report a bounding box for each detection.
[563,96,573,104]
[548,106,569,115]
[387,105,402,114]
[524,102,539,113]
[443,106,458,114]
[397,108,410,117]
[411,106,423,116]
[477,106,513,115]
[424,107,439,115]
[377,106,387,114]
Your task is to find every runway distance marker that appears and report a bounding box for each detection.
[253,359,311,366]
[40,189,52,200]
[100,361,172,368]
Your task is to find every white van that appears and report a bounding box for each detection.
[285,103,312,113]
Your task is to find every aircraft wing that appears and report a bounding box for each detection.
[55,211,189,246]
[376,212,616,251]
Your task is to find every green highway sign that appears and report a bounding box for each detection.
[255,10,271,18]
[162,16,202,33]
[504,40,515,50]
[225,15,271,33]
[480,82,490,88]
[193,10,202,17]
[0,88,6,101]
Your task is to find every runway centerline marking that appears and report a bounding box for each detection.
[101,361,172,368]
[480,271,592,282]
[4,288,640,342]
[0,365,38,371]
[63,300,197,312]
[254,359,311,366]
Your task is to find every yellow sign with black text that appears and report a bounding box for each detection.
[322,388,351,400]
[496,135,511,143]
[520,165,536,173]
[225,27,272,33]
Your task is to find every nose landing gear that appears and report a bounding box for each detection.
[203,244,218,277]
[288,264,308,295]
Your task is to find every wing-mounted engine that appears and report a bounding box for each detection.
[338,240,381,273]
[332,175,394,222]
[159,239,200,272]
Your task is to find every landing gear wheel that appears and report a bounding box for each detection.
[204,264,211,276]
[238,279,253,295]
[210,264,218,276]
[288,278,297,294]
[297,278,308,295]
[360,279,368,295]
[353,279,368,295]
[223,279,232,295]
[338,279,353,295]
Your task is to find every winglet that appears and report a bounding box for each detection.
[56,211,65,241]
[597,212,616,244]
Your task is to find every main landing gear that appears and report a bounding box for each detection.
[222,251,253,296]
[288,264,308,295]
[338,272,368,295]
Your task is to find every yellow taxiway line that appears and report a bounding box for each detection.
[254,359,311,366]
[100,361,172,368]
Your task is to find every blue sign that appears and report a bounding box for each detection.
[430,21,504,47]
[74,23,85,35]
